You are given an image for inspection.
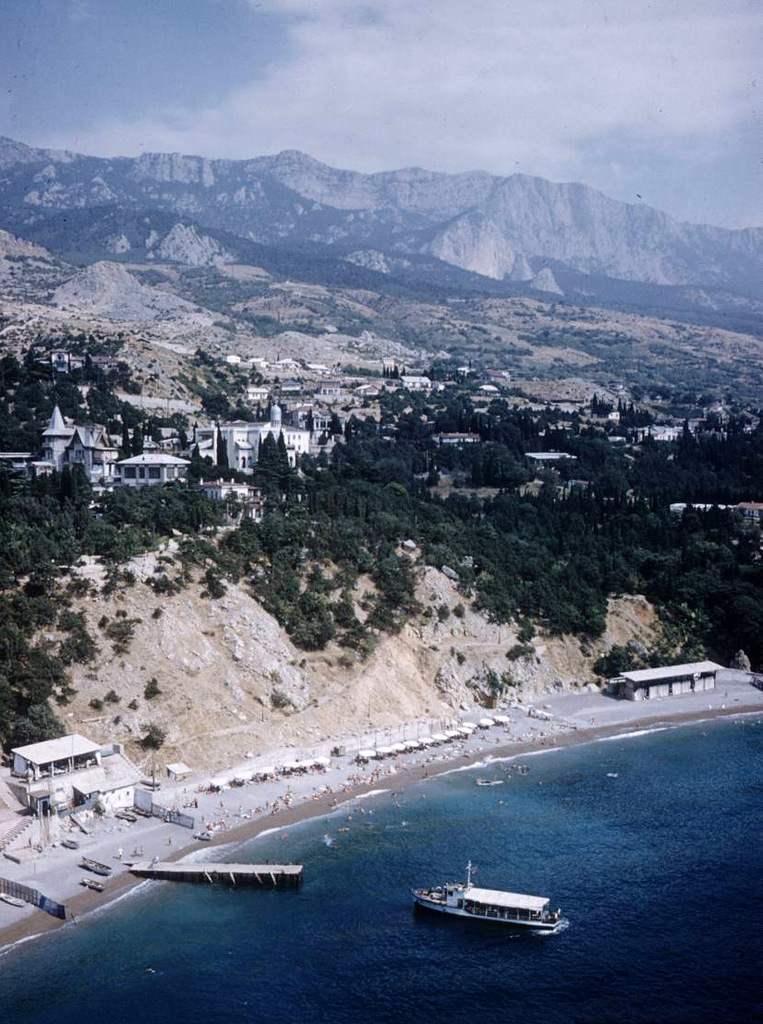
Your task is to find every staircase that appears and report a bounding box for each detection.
[0,814,33,853]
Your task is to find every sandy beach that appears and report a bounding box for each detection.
[2,677,761,956]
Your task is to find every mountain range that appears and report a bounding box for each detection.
[0,135,761,315]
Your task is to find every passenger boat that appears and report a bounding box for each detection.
[413,861,563,931]
[80,856,112,877]
[80,878,105,892]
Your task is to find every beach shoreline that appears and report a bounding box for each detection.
[2,689,761,958]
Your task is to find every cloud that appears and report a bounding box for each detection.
[38,0,761,223]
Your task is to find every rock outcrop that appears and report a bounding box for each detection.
[531,267,563,295]
[53,261,200,321]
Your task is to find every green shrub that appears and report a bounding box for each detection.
[144,677,161,700]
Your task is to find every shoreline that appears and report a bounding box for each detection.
[2,697,761,957]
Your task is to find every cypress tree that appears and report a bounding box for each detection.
[131,425,143,456]
[120,420,131,459]
[216,427,229,468]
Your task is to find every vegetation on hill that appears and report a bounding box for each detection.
[0,350,760,750]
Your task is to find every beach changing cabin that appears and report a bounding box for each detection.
[609,661,723,701]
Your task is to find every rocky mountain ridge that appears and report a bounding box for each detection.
[0,136,760,302]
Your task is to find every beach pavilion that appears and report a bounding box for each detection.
[609,661,723,701]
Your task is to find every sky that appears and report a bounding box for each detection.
[0,0,760,228]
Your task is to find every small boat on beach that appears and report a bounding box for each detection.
[413,861,563,932]
[80,856,112,877]
[0,892,26,908]
[80,878,105,892]
[193,831,213,842]
[60,838,80,850]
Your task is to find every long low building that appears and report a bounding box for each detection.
[610,661,723,701]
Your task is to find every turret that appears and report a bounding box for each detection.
[270,403,282,429]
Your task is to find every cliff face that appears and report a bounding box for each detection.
[0,136,760,297]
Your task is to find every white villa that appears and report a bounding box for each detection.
[195,404,311,471]
[115,452,190,487]
[35,405,119,483]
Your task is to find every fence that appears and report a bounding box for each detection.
[151,805,195,829]
[0,876,66,919]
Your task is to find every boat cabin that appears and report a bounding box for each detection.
[443,884,551,923]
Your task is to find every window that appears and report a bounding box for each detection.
[138,468,146,479]
[123,467,136,479]
[148,467,160,480]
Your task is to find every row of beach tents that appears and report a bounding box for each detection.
[355,715,511,763]
[208,756,332,790]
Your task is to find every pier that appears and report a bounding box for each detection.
[129,861,303,888]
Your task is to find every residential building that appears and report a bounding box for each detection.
[737,502,763,522]
[400,375,432,392]
[245,385,270,403]
[435,432,481,445]
[315,382,342,400]
[525,452,578,463]
[35,405,118,483]
[50,351,85,374]
[199,481,264,521]
[115,452,189,487]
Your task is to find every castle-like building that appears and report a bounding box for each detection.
[35,406,118,483]
[194,404,311,471]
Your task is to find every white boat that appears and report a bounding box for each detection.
[0,892,26,908]
[412,862,563,932]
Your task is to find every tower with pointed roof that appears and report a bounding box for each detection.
[42,405,75,469]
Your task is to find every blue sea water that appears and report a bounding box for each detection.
[2,716,761,1024]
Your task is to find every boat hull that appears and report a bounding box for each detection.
[412,894,561,931]
[80,859,112,877]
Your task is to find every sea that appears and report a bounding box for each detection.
[2,716,761,1024]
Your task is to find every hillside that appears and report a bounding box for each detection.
[60,546,659,772]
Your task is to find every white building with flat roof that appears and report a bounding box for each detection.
[9,734,140,815]
[115,452,189,487]
[610,661,723,701]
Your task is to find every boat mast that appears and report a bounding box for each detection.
[466,860,472,887]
